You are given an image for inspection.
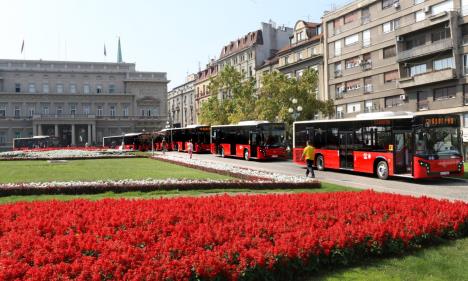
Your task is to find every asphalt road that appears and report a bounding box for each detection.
[164,152,468,202]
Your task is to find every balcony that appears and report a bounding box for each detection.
[397,38,453,62]
[398,68,456,89]
[32,114,96,121]
[396,11,454,37]
[417,100,429,111]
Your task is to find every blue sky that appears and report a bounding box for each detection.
[0,0,349,89]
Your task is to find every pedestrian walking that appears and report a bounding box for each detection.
[162,138,167,155]
[187,139,193,159]
[301,141,315,178]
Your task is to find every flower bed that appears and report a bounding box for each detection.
[0,149,138,160]
[153,154,309,183]
[0,191,467,280]
[0,178,319,196]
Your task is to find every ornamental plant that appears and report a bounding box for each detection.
[0,191,467,280]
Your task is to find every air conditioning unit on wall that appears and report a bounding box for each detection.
[399,94,407,101]
[396,36,404,42]
[424,6,431,13]
[394,2,400,9]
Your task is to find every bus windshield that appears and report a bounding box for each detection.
[262,128,285,147]
[415,127,461,157]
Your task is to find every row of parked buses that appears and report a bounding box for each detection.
[12,113,464,180]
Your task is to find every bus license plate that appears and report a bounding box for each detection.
[440,171,450,176]
[271,155,278,158]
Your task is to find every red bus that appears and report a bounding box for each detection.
[103,133,152,151]
[211,121,286,160]
[293,112,464,179]
[158,125,211,153]
[13,136,60,150]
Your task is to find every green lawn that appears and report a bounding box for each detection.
[311,237,468,281]
[0,182,355,204]
[0,158,231,183]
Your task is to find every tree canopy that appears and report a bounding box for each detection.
[198,66,334,127]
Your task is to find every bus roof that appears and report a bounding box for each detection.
[14,135,50,140]
[211,121,276,128]
[294,112,414,125]
[124,133,143,137]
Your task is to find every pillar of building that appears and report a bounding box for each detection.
[54,124,59,137]
[87,124,92,144]
[37,124,42,136]
[92,124,97,144]
[71,124,76,146]
[33,125,37,136]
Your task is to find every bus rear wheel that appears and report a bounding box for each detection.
[376,160,389,180]
[244,149,250,161]
[316,155,325,171]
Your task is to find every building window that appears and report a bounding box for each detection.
[383,19,399,34]
[334,41,342,56]
[56,84,64,94]
[364,77,373,93]
[109,84,115,93]
[123,106,129,117]
[335,84,345,98]
[345,57,360,69]
[464,113,468,128]
[383,45,396,58]
[362,30,371,47]
[69,84,77,94]
[415,0,424,4]
[434,57,454,71]
[415,10,425,22]
[344,34,359,46]
[346,79,361,92]
[432,28,450,42]
[296,69,305,78]
[110,105,116,117]
[28,107,35,117]
[347,102,361,113]
[344,11,358,24]
[384,70,399,83]
[434,86,456,100]
[42,83,49,93]
[385,96,404,108]
[96,85,102,94]
[83,84,90,94]
[70,104,76,115]
[382,0,399,10]
[432,0,454,15]
[409,64,427,77]
[83,105,90,115]
[141,109,145,116]
[0,106,6,117]
[15,83,21,93]
[334,62,342,77]
[0,133,5,144]
[43,105,49,115]
[14,106,20,117]
[465,85,468,105]
[56,106,63,116]
[97,106,103,116]
[28,83,36,93]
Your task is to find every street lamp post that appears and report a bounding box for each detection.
[288,98,303,122]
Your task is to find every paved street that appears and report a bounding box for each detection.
[163,152,468,202]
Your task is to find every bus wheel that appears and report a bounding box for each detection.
[221,148,225,158]
[316,155,325,171]
[376,160,389,180]
[244,149,250,161]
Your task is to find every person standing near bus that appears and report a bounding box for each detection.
[187,139,193,159]
[301,141,315,178]
[162,138,167,155]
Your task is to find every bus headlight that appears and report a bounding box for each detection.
[419,160,430,174]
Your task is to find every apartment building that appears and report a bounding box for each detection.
[323,0,468,156]
[217,22,293,93]
[168,74,196,127]
[194,61,218,122]
[0,59,168,150]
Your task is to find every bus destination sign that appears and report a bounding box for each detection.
[424,117,456,127]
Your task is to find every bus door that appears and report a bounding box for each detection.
[394,130,412,174]
[249,131,259,158]
[339,131,354,169]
